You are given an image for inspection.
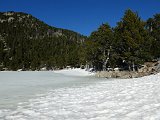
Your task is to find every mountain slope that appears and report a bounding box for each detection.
[0,11,86,70]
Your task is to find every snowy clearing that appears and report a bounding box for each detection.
[54,68,95,76]
[0,73,160,120]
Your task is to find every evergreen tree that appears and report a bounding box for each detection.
[86,23,114,70]
[114,9,154,70]
[146,14,160,58]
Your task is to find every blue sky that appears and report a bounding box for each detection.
[0,0,160,36]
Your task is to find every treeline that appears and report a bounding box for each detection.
[85,9,160,71]
[0,10,160,71]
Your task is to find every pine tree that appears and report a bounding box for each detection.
[86,23,114,70]
[114,9,153,70]
[146,14,160,58]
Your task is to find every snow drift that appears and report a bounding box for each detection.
[0,72,160,120]
[54,68,95,76]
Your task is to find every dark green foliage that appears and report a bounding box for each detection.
[85,23,114,70]
[0,10,159,71]
[114,9,154,68]
[86,9,158,71]
[146,14,160,58]
[0,12,86,70]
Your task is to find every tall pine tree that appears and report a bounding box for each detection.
[114,9,153,70]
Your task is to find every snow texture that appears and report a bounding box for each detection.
[54,68,95,76]
[8,17,14,22]
[3,12,14,16]
[0,73,160,120]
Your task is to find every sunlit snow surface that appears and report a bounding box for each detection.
[0,71,160,120]
[53,68,95,76]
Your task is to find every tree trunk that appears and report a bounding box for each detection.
[132,62,135,71]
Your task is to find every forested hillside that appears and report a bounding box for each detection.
[0,11,86,70]
[0,10,160,71]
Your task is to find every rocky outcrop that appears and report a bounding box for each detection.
[95,71,138,79]
[96,61,160,79]
[155,61,160,73]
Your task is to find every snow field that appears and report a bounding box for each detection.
[53,68,95,76]
[0,73,160,120]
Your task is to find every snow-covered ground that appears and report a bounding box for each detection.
[0,72,160,120]
[54,68,95,76]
